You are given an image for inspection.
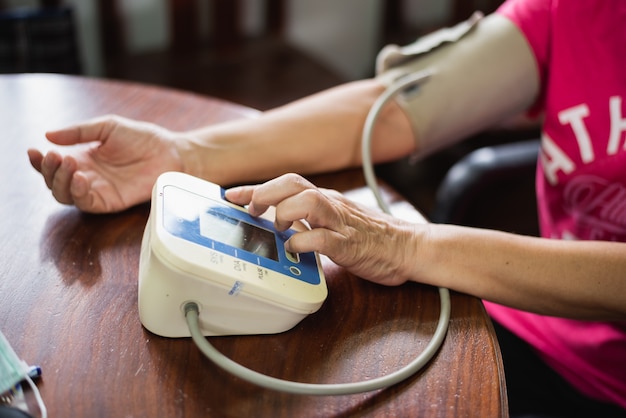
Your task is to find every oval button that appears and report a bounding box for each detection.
[289,266,301,276]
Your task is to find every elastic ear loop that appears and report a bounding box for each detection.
[185,71,451,395]
[24,374,47,418]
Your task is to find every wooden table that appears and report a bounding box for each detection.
[0,74,507,417]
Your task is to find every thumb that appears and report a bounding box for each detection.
[44,115,118,146]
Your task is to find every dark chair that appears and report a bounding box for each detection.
[430,139,541,236]
[0,5,81,74]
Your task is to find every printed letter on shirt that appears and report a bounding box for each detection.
[558,104,594,163]
[540,133,575,185]
[607,96,626,155]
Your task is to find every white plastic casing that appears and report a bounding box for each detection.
[138,172,327,337]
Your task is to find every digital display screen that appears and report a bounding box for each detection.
[163,186,279,261]
[199,209,279,261]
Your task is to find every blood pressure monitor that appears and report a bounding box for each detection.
[136,22,455,392]
[138,172,327,337]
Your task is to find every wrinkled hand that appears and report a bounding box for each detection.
[225,173,420,286]
[28,115,184,213]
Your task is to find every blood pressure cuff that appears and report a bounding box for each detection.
[375,12,539,155]
[376,12,483,80]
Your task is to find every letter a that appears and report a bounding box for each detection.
[558,104,594,163]
[540,133,575,185]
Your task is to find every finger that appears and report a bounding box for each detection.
[27,148,44,173]
[247,174,316,216]
[224,185,255,206]
[224,185,275,217]
[50,155,78,204]
[40,150,63,189]
[69,168,121,213]
[70,171,102,213]
[284,228,322,254]
[285,227,344,259]
[45,115,118,146]
[227,174,311,217]
[272,189,332,231]
[245,174,344,231]
[69,170,90,200]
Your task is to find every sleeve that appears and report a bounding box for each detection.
[497,0,551,106]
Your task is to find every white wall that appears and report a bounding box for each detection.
[286,0,383,80]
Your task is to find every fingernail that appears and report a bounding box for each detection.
[224,186,241,197]
[247,202,259,216]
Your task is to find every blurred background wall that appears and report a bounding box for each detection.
[0,0,502,109]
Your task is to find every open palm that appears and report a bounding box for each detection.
[28,115,184,213]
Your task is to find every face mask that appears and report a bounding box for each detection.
[0,331,29,395]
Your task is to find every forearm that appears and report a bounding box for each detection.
[411,224,626,320]
[176,79,415,186]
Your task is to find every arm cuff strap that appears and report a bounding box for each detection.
[375,12,539,156]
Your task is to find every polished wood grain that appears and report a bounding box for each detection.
[0,74,507,417]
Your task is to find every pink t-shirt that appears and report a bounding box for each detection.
[484,0,626,409]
